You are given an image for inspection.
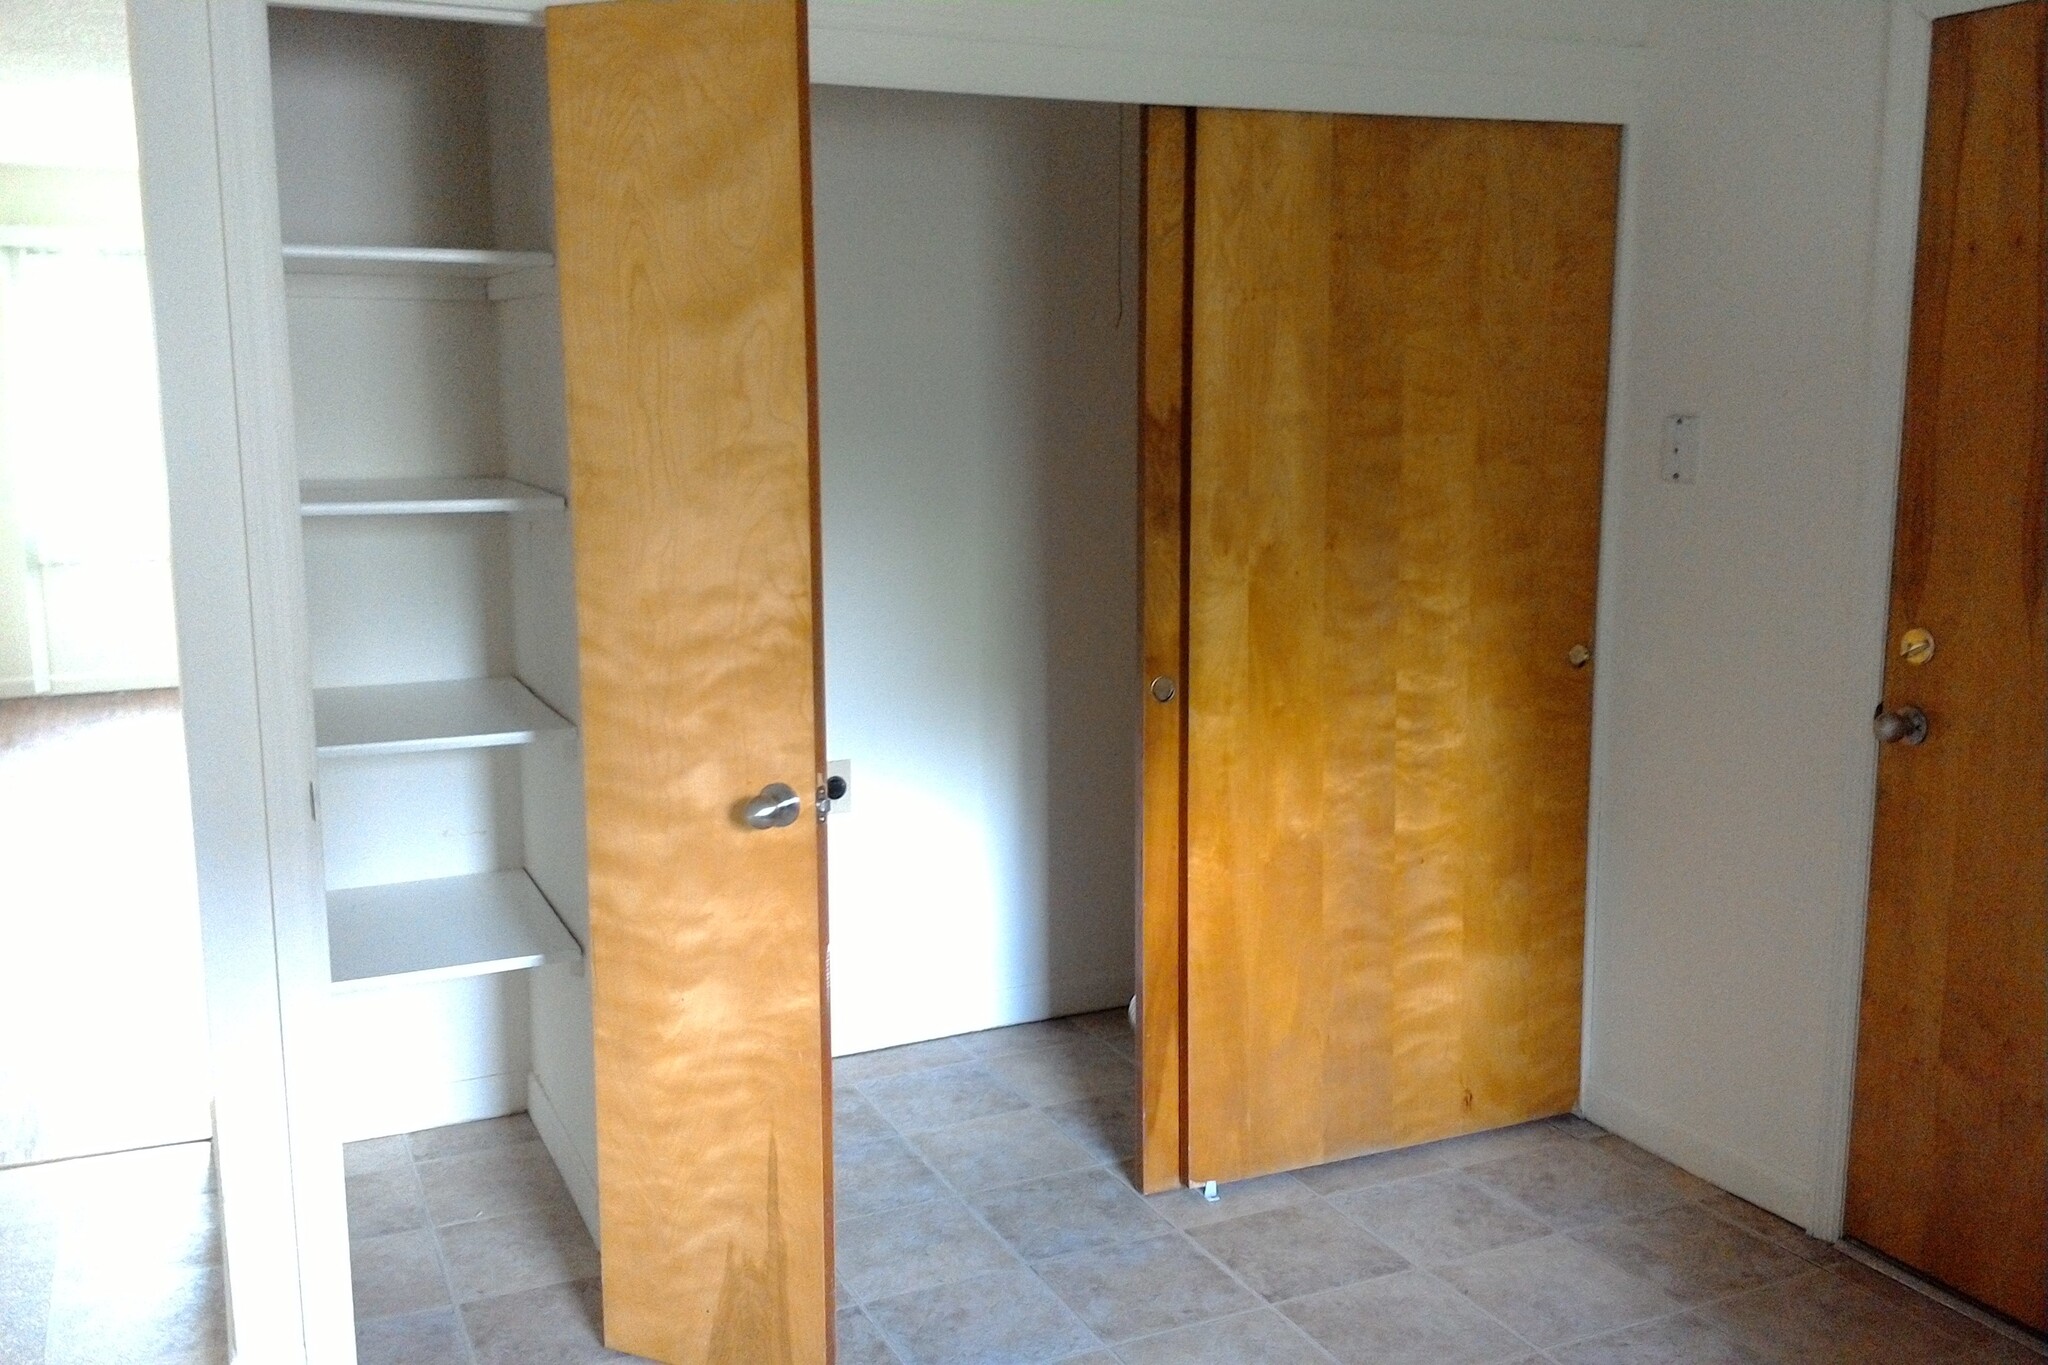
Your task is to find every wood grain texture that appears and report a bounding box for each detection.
[546,4,830,1362]
[1182,109,1618,1184]
[1846,1,2048,1331]
[1136,106,1191,1196]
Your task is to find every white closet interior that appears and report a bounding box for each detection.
[267,6,598,1227]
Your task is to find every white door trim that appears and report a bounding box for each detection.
[129,2,350,1360]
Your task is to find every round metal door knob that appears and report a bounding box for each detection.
[1874,705,1929,746]
[1567,644,1592,669]
[743,782,803,829]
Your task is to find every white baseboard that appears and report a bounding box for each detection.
[1582,1080,1816,1231]
[528,1069,598,1242]
[333,1070,526,1143]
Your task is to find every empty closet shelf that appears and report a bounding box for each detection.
[283,244,555,278]
[314,678,572,757]
[327,870,581,990]
[301,477,565,517]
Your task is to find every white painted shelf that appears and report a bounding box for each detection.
[283,244,555,278]
[328,870,581,991]
[301,477,565,517]
[314,678,572,758]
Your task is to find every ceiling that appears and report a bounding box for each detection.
[0,0,138,170]
[0,0,129,79]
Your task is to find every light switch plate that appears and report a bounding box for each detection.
[1661,414,1699,485]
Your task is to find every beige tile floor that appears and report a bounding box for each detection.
[344,1010,2048,1364]
[0,1141,227,1364]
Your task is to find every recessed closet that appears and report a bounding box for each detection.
[267,7,598,1220]
[262,3,1146,1339]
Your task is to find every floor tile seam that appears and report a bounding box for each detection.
[1536,1301,1749,1357]
[905,1108,1105,1203]
[423,1181,583,1235]
[859,1262,1109,1365]
[1412,1212,1761,1330]
[1103,1303,1342,1364]
[1453,1164,1681,1241]
[843,1301,908,1365]
[938,1141,1140,1205]
[1393,1257,1559,1359]
[1294,1170,1548,1268]
[1688,1197,1840,1265]
[854,1080,1039,1141]
[1066,1220,1276,1326]
[1553,1203,1825,1289]
[417,1152,482,1365]
[1823,1254,2048,1352]
[841,1192,1034,1307]
[1007,1253,1114,1359]
[996,1161,1204,1348]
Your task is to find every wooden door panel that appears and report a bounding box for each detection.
[1136,106,1190,1194]
[1181,109,1618,1184]
[547,4,830,1361]
[1847,1,2048,1330]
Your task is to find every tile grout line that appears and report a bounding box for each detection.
[415,1141,481,1365]
[836,1027,2021,1365]
[841,1022,1176,1362]
[843,1044,1112,1362]
[1261,1128,1790,1361]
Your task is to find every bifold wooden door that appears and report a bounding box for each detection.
[548,3,832,1361]
[1138,107,1620,1188]
[1846,1,2047,1331]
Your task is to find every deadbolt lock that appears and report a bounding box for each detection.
[1899,627,1934,666]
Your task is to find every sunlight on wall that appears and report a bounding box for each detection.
[0,245,176,695]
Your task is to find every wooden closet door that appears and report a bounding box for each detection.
[1177,109,1618,1185]
[548,4,831,1361]
[1846,1,2048,1331]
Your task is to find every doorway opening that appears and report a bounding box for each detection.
[814,85,1143,1064]
[0,0,224,1359]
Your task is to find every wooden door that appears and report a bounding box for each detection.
[548,4,832,1361]
[1846,1,2048,1331]
[1148,108,1619,1186]
[1135,107,1191,1194]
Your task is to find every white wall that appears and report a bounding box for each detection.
[812,87,1140,1055]
[1582,0,1899,1229]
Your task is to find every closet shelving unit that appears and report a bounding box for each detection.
[269,7,598,1191]
[289,239,582,995]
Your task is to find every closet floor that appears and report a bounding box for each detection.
[0,1140,226,1364]
[348,1012,2044,1364]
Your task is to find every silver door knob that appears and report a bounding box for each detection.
[744,782,802,829]
[1874,705,1928,746]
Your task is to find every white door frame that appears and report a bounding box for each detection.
[129,3,351,1360]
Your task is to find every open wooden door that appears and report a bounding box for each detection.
[547,4,832,1361]
[1141,108,1619,1188]
[1846,1,2048,1331]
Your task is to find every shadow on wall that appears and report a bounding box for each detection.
[812,87,1140,1055]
